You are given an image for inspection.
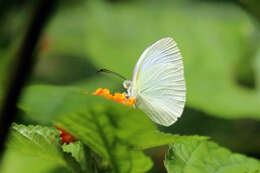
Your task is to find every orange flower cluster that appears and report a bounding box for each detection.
[92,88,136,107]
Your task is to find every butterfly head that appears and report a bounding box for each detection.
[123,80,132,89]
[123,80,133,97]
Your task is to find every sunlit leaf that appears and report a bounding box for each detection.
[165,137,260,173]
[55,105,154,173]
[20,84,201,173]
[7,123,81,173]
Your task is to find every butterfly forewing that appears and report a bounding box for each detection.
[131,37,186,126]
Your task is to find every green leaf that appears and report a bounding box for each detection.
[20,84,206,148]
[165,137,260,173]
[62,141,91,172]
[7,123,81,173]
[19,84,209,173]
[19,76,121,124]
[19,84,207,173]
[19,85,91,124]
[56,106,154,173]
[55,106,206,173]
[0,149,60,173]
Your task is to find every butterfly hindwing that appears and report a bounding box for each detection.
[131,37,186,126]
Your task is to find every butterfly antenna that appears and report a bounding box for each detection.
[97,68,127,80]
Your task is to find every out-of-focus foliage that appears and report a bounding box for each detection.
[1,149,65,173]
[255,44,260,90]
[165,138,260,173]
[240,0,260,21]
[18,81,119,124]
[42,0,260,119]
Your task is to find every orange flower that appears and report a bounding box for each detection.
[55,126,77,144]
[92,88,104,95]
[92,88,136,107]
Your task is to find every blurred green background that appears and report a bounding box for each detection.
[0,0,260,172]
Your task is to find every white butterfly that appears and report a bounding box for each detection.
[123,37,186,126]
